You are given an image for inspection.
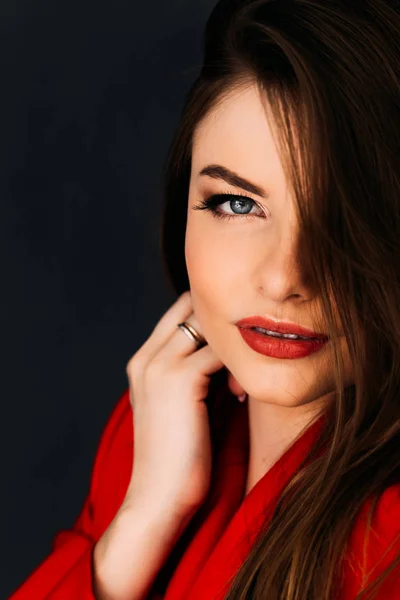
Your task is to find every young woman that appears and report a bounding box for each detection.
[10,0,400,599]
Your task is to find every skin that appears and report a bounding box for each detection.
[185,82,354,496]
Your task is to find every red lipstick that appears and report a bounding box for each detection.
[235,316,329,359]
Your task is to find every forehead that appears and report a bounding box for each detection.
[191,84,285,188]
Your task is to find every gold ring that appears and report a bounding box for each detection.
[177,322,206,348]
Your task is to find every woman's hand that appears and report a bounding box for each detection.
[123,290,226,519]
[93,291,244,599]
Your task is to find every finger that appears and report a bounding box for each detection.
[185,342,225,376]
[226,370,246,397]
[154,314,207,363]
[136,291,194,359]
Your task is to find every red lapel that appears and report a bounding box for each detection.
[163,387,326,600]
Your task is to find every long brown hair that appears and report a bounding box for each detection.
[158,1,400,598]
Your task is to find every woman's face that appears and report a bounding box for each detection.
[185,83,354,408]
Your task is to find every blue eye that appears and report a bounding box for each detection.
[192,193,266,221]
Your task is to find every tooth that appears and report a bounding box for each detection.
[254,327,300,339]
[251,327,314,341]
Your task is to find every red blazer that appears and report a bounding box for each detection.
[9,384,400,599]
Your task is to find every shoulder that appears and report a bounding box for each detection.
[96,387,133,458]
[340,484,400,598]
[370,484,400,541]
[87,387,134,537]
[353,484,400,547]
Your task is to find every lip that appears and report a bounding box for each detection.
[237,328,329,359]
[235,316,328,340]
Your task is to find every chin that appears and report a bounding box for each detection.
[230,366,334,407]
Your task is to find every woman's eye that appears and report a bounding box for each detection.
[192,193,266,221]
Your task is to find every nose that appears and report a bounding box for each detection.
[251,220,313,304]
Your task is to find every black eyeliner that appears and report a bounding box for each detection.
[192,192,266,221]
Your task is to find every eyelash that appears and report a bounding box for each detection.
[192,191,267,221]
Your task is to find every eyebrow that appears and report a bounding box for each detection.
[198,164,269,198]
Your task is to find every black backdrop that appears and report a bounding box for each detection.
[0,0,216,596]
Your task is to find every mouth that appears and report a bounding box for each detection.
[237,325,329,359]
[242,326,326,342]
[235,316,329,342]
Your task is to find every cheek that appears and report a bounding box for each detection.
[185,217,212,286]
[185,236,217,307]
[185,221,230,316]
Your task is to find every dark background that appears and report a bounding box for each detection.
[1,0,216,596]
